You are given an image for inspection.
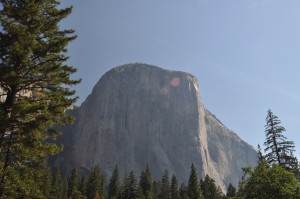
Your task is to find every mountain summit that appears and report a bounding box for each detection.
[56,63,257,191]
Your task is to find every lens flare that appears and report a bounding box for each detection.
[171,77,180,87]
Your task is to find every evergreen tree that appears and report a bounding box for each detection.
[139,164,153,199]
[50,167,65,199]
[257,144,265,162]
[137,186,146,199]
[159,169,170,199]
[63,179,68,199]
[179,183,189,199]
[41,167,52,198]
[86,165,104,199]
[152,181,161,199]
[170,175,180,199]
[123,172,130,199]
[129,171,138,199]
[123,171,138,199]
[188,164,203,199]
[0,0,79,197]
[68,167,84,199]
[79,176,87,198]
[226,183,236,198]
[264,109,299,172]
[200,174,224,199]
[108,165,121,199]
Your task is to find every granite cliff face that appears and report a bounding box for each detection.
[59,63,257,191]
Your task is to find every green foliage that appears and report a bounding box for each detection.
[42,168,53,198]
[68,167,85,199]
[86,165,104,199]
[179,183,189,199]
[123,171,138,199]
[188,164,203,199]
[50,167,65,199]
[137,186,146,199]
[226,183,236,198]
[3,163,264,199]
[152,181,161,199]
[79,176,87,198]
[0,0,79,197]
[139,164,153,199]
[264,109,298,172]
[236,161,300,199]
[170,175,180,199]
[108,165,121,199]
[200,174,224,199]
[159,169,170,199]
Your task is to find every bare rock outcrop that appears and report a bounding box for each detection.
[60,63,257,191]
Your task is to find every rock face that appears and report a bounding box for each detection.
[59,63,257,191]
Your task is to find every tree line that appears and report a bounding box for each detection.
[235,109,300,198]
[14,110,299,199]
[35,163,235,199]
[1,0,300,198]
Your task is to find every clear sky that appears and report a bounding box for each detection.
[61,0,300,158]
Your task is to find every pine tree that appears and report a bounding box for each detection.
[200,174,224,199]
[139,164,153,199]
[129,171,138,199]
[41,167,53,198]
[170,175,180,199]
[226,183,236,198]
[257,144,265,162]
[264,109,298,172]
[137,186,146,199]
[63,178,68,199]
[159,169,170,199]
[86,165,104,199]
[108,165,121,199]
[0,0,79,197]
[179,183,189,199]
[79,176,87,198]
[68,167,84,199]
[50,167,65,199]
[123,172,130,199]
[152,181,161,199]
[188,164,203,199]
[123,171,138,199]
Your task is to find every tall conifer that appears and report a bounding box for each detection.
[264,109,298,171]
[159,169,170,199]
[200,174,223,199]
[140,164,153,198]
[87,165,104,199]
[0,0,79,197]
[226,183,236,198]
[152,181,161,199]
[108,165,121,199]
[51,167,64,199]
[67,167,84,199]
[179,183,189,199]
[188,164,203,199]
[170,175,180,199]
[123,171,138,199]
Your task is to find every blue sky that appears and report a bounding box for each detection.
[62,0,300,158]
